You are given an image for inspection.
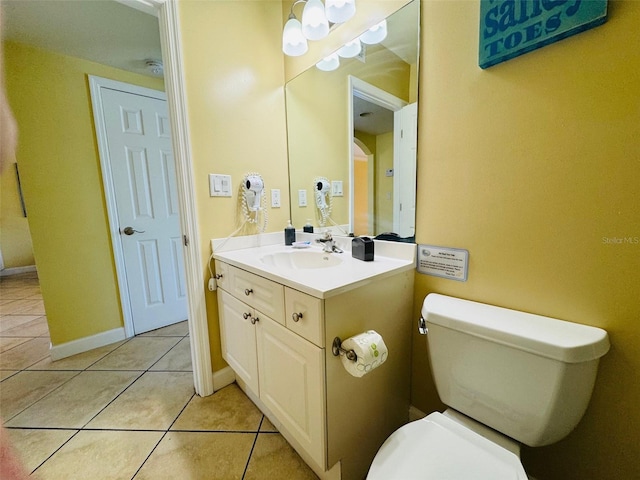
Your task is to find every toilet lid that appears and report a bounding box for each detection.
[367,412,528,480]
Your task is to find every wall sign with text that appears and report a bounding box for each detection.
[479,0,608,69]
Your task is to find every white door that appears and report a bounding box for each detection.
[95,83,187,334]
[393,102,418,238]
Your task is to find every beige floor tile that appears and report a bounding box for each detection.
[0,370,18,381]
[5,428,77,473]
[0,299,45,316]
[134,431,254,480]
[244,433,319,480]
[141,320,189,337]
[1,316,49,337]
[88,336,181,371]
[34,430,163,480]
[172,383,263,432]
[260,415,278,432]
[0,336,31,353]
[0,286,40,300]
[150,337,192,371]
[0,370,78,420]
[86,371,194,430]
[27,340,126,371]
[0,315,41,333]
[0,337,51,370]
[5,370,139,428]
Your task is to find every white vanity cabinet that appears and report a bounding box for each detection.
[215,255,414,480]
[216,262,326,468]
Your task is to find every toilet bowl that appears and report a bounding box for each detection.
[367,293,609,479]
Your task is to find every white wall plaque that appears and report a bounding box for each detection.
[417,245,469,282]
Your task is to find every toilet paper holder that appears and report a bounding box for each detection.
[332,337,357,362]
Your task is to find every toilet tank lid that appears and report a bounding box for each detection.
[422,294,610,363]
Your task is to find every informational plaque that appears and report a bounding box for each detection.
[417,245,469,282]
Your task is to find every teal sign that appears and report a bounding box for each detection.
[479,0,608,69]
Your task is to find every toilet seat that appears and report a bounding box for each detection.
[367,412,528,480]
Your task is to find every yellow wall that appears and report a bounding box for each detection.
[413,1,640,479]
[374,131,393,233]
[0,161,34,268]
[177,0,290,371]
[4,41,165,345]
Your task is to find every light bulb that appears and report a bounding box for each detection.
[359,19,388,45]
[337,38,361,58]
[316,53,340,71]
[302,0,330,41]
[282,17,308,56]
[325,0,356,24]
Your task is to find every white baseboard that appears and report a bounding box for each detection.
[409,405,427,421]
[212,366,235,392]
[0,265,37,277]
[49,327,126,360]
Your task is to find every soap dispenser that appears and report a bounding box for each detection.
[303,219,314,233]
[285,220,296,245]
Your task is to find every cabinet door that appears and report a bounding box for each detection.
[257,317,325,468]
[218,289,259,393]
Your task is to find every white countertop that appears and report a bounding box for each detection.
[212,232,416,299]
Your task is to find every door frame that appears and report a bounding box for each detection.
[114,0,213,396]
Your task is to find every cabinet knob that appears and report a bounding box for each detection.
[243,312,251,320]
[250,316,259,325]
[292,312,303,322]
[215,273,223,280]
[244,288,253,296]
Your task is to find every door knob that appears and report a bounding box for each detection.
[122,226,145,235]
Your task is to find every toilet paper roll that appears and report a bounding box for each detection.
[340,330,388,378]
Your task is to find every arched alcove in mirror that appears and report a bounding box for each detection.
[285,0,419,240]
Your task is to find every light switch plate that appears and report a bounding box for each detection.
[331,180,343,196]
[209,174,232,197]
[271,189,281,208]
[298,189,308,207]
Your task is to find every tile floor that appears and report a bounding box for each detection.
[0,272,318,479]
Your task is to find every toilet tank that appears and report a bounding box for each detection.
[422,294,609,447]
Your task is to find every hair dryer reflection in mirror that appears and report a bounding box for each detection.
[240,172,267,232]
[314,176,332,227]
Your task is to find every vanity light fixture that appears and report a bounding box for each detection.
[282,13,309,56]
[316,52,340,71]
[302,0,330,40]
[359,19,387,45]
[325,0,356,23]
[337,38,361,58]
[283,0,357,56]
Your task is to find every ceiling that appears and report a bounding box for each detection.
[353,95,394,136]
[1,0,163,78]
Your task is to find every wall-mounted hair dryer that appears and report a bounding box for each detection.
[244,174,264,212]
[314,176,332,227]
[315,177,331,209]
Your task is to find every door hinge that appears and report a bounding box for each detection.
[183,234,189,247]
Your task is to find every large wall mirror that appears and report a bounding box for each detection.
[285,0,420,240]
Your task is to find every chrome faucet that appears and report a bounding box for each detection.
[316,231,343,253]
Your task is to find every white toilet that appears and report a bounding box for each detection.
[367,293,610,479]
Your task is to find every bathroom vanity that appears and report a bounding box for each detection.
[213,233,415,480]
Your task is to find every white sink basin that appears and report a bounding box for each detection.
[261,250,343,270]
